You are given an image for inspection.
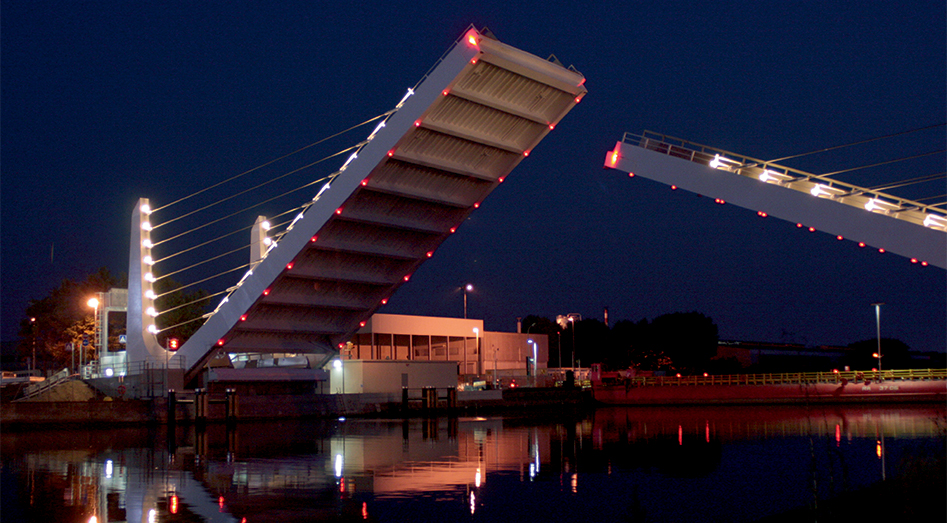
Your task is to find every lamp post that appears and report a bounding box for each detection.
[463,284,473,319]
[871,302,884,371]
[30,317,36,374]
[87,297,100,371]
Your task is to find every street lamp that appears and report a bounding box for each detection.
[87,297,100,370]
[464,284,473,319]
[30,317,36,374]
[871,302,884,371]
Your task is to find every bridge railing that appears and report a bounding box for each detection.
[619,130,947,219]
[609,368,947,388]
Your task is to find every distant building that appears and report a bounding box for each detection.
[349,314,548,383]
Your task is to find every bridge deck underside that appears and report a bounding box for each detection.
[172,30,586,378]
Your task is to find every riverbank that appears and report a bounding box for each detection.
[0,386,594,428]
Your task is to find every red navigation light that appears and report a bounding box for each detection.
[671,185,678,190]
[217,339,225,346]
[473,202,480,208]
[703,372,708,377]
[796,223,804,228]
[450,226,457,233]
[548,123,555,130]
[836,235,844,240]
[921,261,929,266]
[523,150,530,157]
[414,120,421,127]
[359,321,366,327]
[470,57,478,64]
[574,96,582,103]
[628,172,635,178]
[361,178,369,186]
[381,298,388,305]
[168,338,180,351]
[467,33,478,47]
[442,89,450,96]
[286,262,294,270]
[911,258,918,263]
[878,248,885,253]
[387,149,395,157]
[335,207,343,215]
[263,288,271,296]
[426,251,434,258]
[676,373,681,378]
[311,235,318,242]
[858,242,866,248]
[403,274,411,282]
[239,314,247,322]
[808,227,816,232]
[610,150,620,165]
[498,176,505,183]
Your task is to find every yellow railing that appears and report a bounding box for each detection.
[616,369,947,387]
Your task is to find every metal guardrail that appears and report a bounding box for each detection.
[621,130,947,222]
[18,368,74,400]
[610,368,947,388]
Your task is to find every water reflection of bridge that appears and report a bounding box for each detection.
[4,404,944,521]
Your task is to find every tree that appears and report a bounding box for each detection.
[843,338,913,370]
[648,312,718,374]
[153,277,210,348]
[18,268,124,372]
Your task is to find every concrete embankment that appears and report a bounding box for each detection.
[1,387,593,428]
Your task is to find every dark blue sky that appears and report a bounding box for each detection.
[2,1,945,352]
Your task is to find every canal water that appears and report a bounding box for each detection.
[2,404,944,522]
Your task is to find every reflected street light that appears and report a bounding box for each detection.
[87,297,100,370]
[871,302,884,371]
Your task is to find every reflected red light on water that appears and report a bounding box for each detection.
[170,495,178,514]
[362,502,369,519]
[678,425,683,445]
[835,424,841,447]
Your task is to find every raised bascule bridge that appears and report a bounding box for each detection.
[119,27,588,391]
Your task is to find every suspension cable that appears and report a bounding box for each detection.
[767,123,945,164]
[150,111,392,214]
[157,313,213,334]
[155,243,250,281]
[867,172,946,192]
[819,150,945,178]
[157,289,226,316]
[156,264,250,298]
[153,167,335,247]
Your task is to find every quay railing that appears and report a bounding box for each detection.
[607,368,947,388]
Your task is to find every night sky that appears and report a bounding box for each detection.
[2,1,945,353]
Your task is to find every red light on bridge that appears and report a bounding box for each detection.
[361,178,369,186]
[359,321,366,327]
[574,96,582,103]
[911,258,918,263]
[808,227,816,232]
[263,288,271,296]
[523,150,530,157]
[403,274,411,282]
[426,251,434,258]
[670,185,678,190]
[858,242,866,248]
[610,150,620,166]
[470,57,478,64]
[335,207,343,215]
[628,172,635,178]
[442,89,450,96]
[921,261,929,266]
[467,33,479,47]
[387,149,395,157]
[878,248,885,253]
[311,235,318,242]
[286,262,294,270]
[239,314,247,322]
[473,202,480,208]
[796,223,803,228]
[414,120,421,127]
[450,227,457,233]
[168,338,180,351]
[217,339,225,346]
[836,235,844,240]
[548,123,555,130]
[498,176,505,183]
[381,298,388,305]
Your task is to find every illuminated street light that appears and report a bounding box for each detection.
[463,284,474,319]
